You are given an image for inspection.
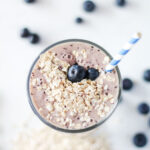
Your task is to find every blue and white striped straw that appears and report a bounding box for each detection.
[105,32,142,73]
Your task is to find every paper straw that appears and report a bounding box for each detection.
[105,32,142,73]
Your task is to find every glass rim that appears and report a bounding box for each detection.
[27,39,122,133]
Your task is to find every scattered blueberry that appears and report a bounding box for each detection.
[75,17,83,24]
[29,33,40,44]
[122,78,133,90]
[24,0,36,3]
[138,103,150,115]
[20,28,30,38]
[143,69,150,82]
[87,68,99,81]
[67,64,86,82]
[116,0,126,6]
[133,133,147,147]
[83,1,96,12]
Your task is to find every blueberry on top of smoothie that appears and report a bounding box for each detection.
[87,68,99,81]
[133,133,147,147]
[83,0,96,12]
[67,64,86,82]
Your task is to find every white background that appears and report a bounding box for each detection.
[0,0,150,150]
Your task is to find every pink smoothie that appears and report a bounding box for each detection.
[29,41,120,130]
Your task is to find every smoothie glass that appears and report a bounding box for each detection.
[27,39,122,133]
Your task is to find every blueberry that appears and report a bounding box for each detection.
[138,103,150,115]
[29,34,40,44]
[87,68,99,81]
[122,78,133,90]
[20,28,30,38]
[83,1,96,12]
[24,0,35,3]
[143,69,150,82]
[67,64,86,82]
[133,133,147,147]
[116,0,126,6]
[75,17,83,24]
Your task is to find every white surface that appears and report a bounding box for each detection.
[0,0,150,150]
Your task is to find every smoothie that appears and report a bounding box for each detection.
[29,40,120,130]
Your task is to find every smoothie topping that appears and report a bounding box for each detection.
[72,49,87,59]
[30,50,117,129]
[87,68,100,81]
[67,64,86,82]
